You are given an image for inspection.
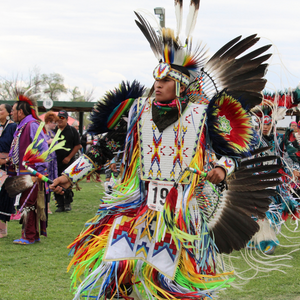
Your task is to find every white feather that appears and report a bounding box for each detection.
[185,0,200,39]
[174,0,183,39]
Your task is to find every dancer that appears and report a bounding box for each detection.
[51,3,280,299]
[1,95,49,244]
[248,90,300,254]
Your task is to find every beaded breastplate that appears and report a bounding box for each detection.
[137,98,206,183]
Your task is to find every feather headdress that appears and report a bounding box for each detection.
[135,0,207,96]
[135,1,271,107]
[16,94,40,121]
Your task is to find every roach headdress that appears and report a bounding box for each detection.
[16,94,40,121]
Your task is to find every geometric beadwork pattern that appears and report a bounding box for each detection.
[111,218,137,251]
[138,98,206,183]
[153,233,178,262]
[63,155,95,183]
[104,215,182,279]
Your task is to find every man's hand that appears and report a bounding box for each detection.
[110,163,117,172]
[62,156,71,164]
[49,176,72,195]
[206,167,226,184]
[0,158,7,166]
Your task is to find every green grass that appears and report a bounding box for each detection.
[1,178,300,300]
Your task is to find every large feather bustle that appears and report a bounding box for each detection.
[89,80,145,134]
[207,153,281,254]
[202,34,272,108]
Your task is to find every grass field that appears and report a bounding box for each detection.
[1,179,300,300]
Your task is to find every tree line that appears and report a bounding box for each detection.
[0,68,94,103]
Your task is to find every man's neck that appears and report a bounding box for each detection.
[58,124,67,131]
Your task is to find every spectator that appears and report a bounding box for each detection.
[0,104,17,238]
[44,111,59,214]
[1,96,49,245]
[104,152,122,193]
[72,120,79,132]
[54,110,81,212]
[290,121,297,131]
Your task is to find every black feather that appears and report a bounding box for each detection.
[228,173,282,185]
[134,12,162,61]
[240,155,279,167]
[226,189,278,199]
[231,165,281,178]
[206,36,242,66]
[228,180,281,192]
[221,35,259,60]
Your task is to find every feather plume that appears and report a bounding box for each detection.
[185,0,200,39]
[134,12,163,61]
[23,123,69,165]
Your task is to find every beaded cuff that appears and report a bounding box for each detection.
[62,155,97,184]
[215,156,235,178]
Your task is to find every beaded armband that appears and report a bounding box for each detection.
[214,156,235,178]
[62,155,97,185]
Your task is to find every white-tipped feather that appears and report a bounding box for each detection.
[174,0,183,39]
[185,0,200,39]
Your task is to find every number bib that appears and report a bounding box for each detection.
[147,181,183,212]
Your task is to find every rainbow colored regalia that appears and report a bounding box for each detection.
[61,3,282,300]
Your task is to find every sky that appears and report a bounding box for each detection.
[0,0,299,125]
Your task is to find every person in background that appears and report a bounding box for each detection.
[81,131,102,182]
[0,96,49,245]
[71,120,79,132]
[0,104,17,238]
[104,152,122,194]
[54,110,81,212]
[290,121,297,131]
[44,111,59,214]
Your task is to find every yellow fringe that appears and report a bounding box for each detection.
[180,249,234,282]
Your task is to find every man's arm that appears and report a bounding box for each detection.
[206,156,235,184]
[62,144,82,164]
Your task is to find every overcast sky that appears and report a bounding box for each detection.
[0,0,299,124]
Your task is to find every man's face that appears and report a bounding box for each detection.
[57,116,68,129]
[154,78,183,103]
[11,103,21,122]
[262,123,272,135]
[290,123,297,131]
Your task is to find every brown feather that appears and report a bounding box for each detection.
[4,175,34,197]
